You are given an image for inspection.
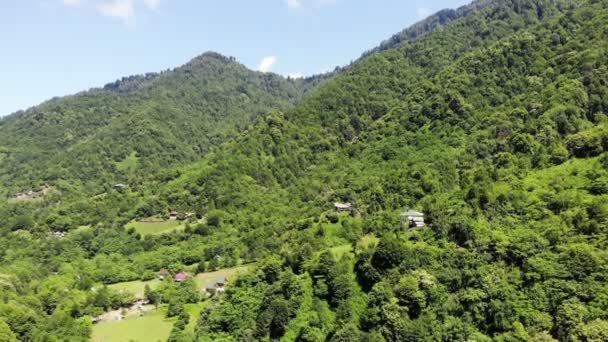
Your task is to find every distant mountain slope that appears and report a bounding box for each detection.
[362,0,572,57]
[139,0,608,339]
[0,52,305,195]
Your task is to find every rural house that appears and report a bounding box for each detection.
[206,277,228,295]
[169,210,179,220]
[174,272,189,282]
[215,277,227,293]
[158,269,170,280]
[334,202,352,211]
[401,210,426,228]
[12,190,39,200]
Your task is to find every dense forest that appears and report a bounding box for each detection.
[1,0,608,341]
[0,52,309,197]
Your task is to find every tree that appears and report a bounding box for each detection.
[178,310,190,326]
[0,319,18,342]
[196,261,207,273]
[573,319,608,341]
[167,324,188,342]
[261,256,283,284]
[167,298,185,318]
[394,275,426,319]
[268,298,290,339]
[330,323,362,342]
[556,299,588,341]
[296,326,325,342]
[144,285,161,306]
[371,238,406,271]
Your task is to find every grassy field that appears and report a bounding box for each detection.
[91,303,205,342]
[107,265,253,298]
[92,306,173,342]
[93,266,254,341]
[108,279,161,298]
[185,302,205,332]
[192,265,252,288]
[125,220,184,236]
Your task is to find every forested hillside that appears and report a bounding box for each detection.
[0,52,305,195]
[2,0,608,341]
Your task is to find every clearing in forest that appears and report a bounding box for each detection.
[125,219,184,236]
[91,302,205,342]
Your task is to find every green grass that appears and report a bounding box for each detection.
[115,151,139,172]
[330,244,353,260]
[357,234,379,251]
[91,303,205,342]
[193,265,253,288]
[106,265,253,298]
[185,302,206,332]
[95,266,252,342]
[92,306,174,342]
[126,220,184,236]
[522,157,595,192]
[108,279,161,298]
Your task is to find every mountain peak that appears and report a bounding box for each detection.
[186,51,237,66]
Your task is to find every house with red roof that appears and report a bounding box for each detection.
[174,272,189,282]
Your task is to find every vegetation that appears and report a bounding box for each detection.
[126,220,185,236]
[0,51,309,230]
[91,303,204,342]
[1,0,608,340]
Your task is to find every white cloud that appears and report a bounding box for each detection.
[258,56,277,72]
[416,7,432,19]
[143,0,161,10]
[286,0,301,9]
[62,0,82,7]
[58,0,163,29]
[97,0,136,29]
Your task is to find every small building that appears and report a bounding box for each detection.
[113,183,127,189]
[215,277,227,293]
[205,284,217,295]
[334,202,352,211]
[13,190,39,200]
[401,210,426,228]
[206,277,228,295]
[158,269,170,280]
[52,231,66,238]
[184,212,194,219]
[169,211,179,220]
[174,272,189,282]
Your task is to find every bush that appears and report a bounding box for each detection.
[167,299,185,318]
[326,212,340,224]
[566,127,607,158]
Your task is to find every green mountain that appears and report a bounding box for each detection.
[2,0,608,341]
[0,52,306,195]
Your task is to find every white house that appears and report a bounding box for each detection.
[401,210,426,228]
[334,202,352,211]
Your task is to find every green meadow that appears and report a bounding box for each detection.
[107,265,253,298]
[91,303,205,342]
[125,220,184,236]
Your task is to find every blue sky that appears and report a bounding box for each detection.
[0,0,469,117]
